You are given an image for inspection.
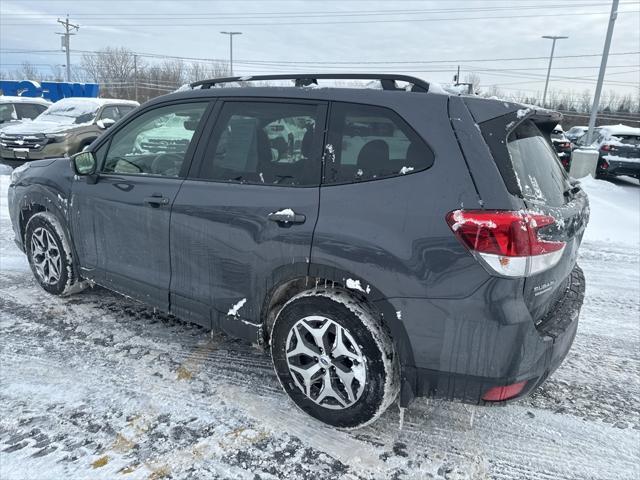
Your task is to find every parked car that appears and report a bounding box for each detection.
[575,124,640,179]
[565,125,588,143]
[551,125,572,171]
[0,96,50,128]
[0,97,139,168]
[8,74,588,429]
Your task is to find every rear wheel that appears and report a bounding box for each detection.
[270,290,398,429]
[25,212,85,296]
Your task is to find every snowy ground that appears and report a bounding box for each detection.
[0,171,638,480]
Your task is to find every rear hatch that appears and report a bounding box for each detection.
[473,105,590,325]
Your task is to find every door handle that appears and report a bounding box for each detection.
[143,195,170,207]
[268,209,306,224]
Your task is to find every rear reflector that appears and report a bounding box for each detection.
[446,210,566,277]
[482,381,527,402]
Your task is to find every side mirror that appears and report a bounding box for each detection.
[71,151,97,176]
[96,118,116,129]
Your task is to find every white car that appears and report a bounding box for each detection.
[0,96,51,128]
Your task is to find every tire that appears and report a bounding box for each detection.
[25,212,84,296]
[271,290,399,429]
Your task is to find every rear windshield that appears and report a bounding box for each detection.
[507,120,569,206]
[612,135,640,146]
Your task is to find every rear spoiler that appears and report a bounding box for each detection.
[461,97,562,137]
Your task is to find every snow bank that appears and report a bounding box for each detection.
[580,176,640,248]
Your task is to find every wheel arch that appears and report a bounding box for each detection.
[260,264,417,378]
[18,188,80,272]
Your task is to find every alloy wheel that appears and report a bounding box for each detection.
[285,315,367,410]
[30,227,62,285]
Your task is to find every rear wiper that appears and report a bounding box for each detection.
[563,184,581,197]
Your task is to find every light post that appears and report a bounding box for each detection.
[541,35,568,107]
[220,31,242,76]
[585,0,619,145]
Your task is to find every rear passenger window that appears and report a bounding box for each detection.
[199,102,322,186]
[324,103,434,184]
[15,103,45,120]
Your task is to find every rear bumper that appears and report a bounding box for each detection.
[600,158,640,177]
[396,265,585,406]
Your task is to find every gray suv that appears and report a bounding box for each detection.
[7,74,588,428]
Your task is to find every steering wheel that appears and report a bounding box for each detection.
[151,152,184,175]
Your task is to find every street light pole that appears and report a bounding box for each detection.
[585,0,619,145]
[220,31,242,76]
[541,35,568,108]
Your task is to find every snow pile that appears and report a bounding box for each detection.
[580,176,640,247]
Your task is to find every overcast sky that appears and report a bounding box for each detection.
[1,0,638,99]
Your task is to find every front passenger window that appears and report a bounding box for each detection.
[102,102,208,177]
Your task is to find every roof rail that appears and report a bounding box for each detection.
[189,73,430,93]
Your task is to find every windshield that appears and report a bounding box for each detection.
[38,100,100,125]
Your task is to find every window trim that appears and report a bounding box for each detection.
[321,100,436,187]
[91,99,216,180]
[186,97,328,188]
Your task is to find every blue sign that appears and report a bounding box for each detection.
[0,80,100,102]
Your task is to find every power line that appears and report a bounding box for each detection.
[4,48,637,66]
[3,9,638,26]
[4,2,637,18]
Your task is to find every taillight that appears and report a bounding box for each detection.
[482,381,527,402]
[600,144,611,152]
[601,159,609,170]
[446,210,566,277]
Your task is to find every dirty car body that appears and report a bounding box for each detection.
[8,75,589,425]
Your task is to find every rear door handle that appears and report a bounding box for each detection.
[144,195,170,207]
[268,209,306,224]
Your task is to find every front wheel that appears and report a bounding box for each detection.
[25,212,85,296]
[271,290,399,429]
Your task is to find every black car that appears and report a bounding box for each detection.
[8,74,588,429]
[575,124,640,179]
[551,126,572,171]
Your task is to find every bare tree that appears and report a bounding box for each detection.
[16,61,39,80]
[463,72,481,93]
[81,47,139,99]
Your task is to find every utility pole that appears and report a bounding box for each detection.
[220,31,242,76]
[585,0,619,145]
[56,16,79,82]
[541,35,568,107]
[133,54,138,102]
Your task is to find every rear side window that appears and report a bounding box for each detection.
[15,103,46,120]
[198,101,322,186]
[324,102,434,184]
[0,103,17,123]
[507,120,569,206]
